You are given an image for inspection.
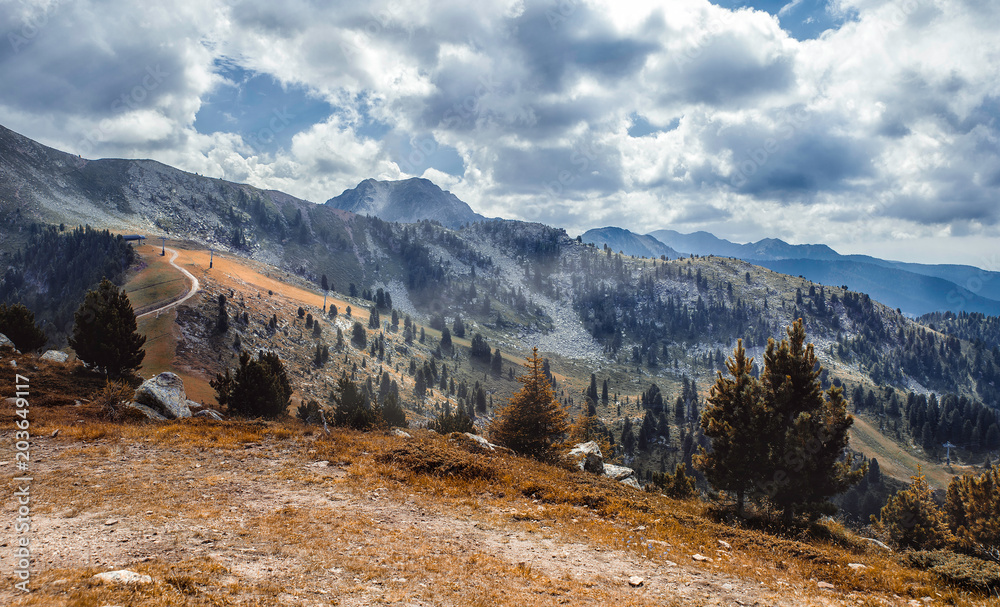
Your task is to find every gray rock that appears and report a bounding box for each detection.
[92,570,152,584]
[186,399,203,410]
[620,476,641,490]
[0,333,19,353]
[194,408,223,420]
[567,441,604,474]
[393,428,412,438]
[128,402,167,422]
[134,372,191,419]
[628,576,644,587]
[603,464,635,481]
[40,350,69,363]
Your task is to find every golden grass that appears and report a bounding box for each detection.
[125,247,190,313]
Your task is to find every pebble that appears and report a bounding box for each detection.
[628,576,644,587]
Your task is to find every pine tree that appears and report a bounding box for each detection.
[211,350,292,419]
[873,471,951,550]
[217,294,229,333]
[490,347,569,460]
[69,278,146,378]
[759,319,863,520]
[695,339,766,516]
[945,463,1000,555]
[0,303,47,352]
[441,326,452,350]
[491,348,503,375]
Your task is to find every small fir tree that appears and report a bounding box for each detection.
[490,347,569,460]
[69,278,146,378]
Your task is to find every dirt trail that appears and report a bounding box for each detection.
[136,248,200,319]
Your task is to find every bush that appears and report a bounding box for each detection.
[650,463,698,499]
[379,441,497,481]
[296,399,324,425]
[906,550,1000,592]
[92,380,136,422]
[428,407,474,434]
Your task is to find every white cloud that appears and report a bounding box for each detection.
[0,0,998,265]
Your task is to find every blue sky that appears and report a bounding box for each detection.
[1,0,999,267]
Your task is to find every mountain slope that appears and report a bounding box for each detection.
[325,177,486,229]
[581,226,681,259]
[646,227,1000,317]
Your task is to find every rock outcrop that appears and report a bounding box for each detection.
[134,372,192,419]
[40,350,69,363]
[566,442,604,474]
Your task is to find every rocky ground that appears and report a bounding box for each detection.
[0,425,883,607]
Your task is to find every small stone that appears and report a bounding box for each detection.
[628,576,644,587]
[309,460,330,467]
[847,563,867,571]
[50,429,60,438]
[718,540,732,550]
[722,583,733,591]
[393,429,412,438]
[104,518,119,526]
[817,581,835,589]
[665,560,677,567]
[692,554,712,562]
[92,570,152,584]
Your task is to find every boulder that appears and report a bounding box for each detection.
[567,441,604,474]
[40,350,69,363]
[628,576,644,587]
[0,333,18,352]
[134,372,191,419]
[449,432,495,452]
[603,464,635,481]
[127,402,167,422]
[194,408,224,421]
[620,476,641,490]
[185,399,203,410]
[92,570,152,584]
[393,428,412,438]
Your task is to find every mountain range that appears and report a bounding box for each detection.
[582,226,1000,317]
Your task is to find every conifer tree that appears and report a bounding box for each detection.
[762,320,863,519]
[695,339,765,515]
[69,278,146,378]
[211,350,292,419]
[0,303,47,352]
[491,347,503,375]
[945,463,1000,554]
[490,347,569,460]
[873,471,951,550]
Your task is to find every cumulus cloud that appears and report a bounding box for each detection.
[0,0,998,264]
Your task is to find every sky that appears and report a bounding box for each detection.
[1,0,999,269]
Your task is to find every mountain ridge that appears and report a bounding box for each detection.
[325,177,486,229]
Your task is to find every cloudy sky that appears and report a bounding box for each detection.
[2,0,999,267]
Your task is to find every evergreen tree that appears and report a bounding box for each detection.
[69,278,146,378]
[696,339,766,515]
[321,274,329,292]
[759,319,863,520]
[217,294,229,333]
[873,471,951,550]
[429,406,475,434]
[490,347,569,460]
[945,463,1000,555]
[351,322,366,348]
[0,303,47,352]
[453,315,466,338]
[601,379,609,405]
[491,348,503,375]
[441,326,452,350]
[330,374,380,430]
[211,350,292,419]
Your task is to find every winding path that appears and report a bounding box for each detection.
[136,247,200,319]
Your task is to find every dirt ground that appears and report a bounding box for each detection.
[0,423,908,607]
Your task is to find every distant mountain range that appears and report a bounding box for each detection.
[582,226,1000,317]
[325,178,485,229]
